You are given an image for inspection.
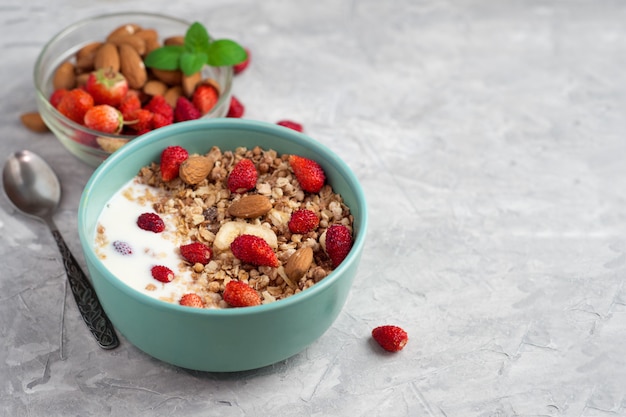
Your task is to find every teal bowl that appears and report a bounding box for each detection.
[78,119,368,372]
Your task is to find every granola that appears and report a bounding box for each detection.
[95,145,353,308]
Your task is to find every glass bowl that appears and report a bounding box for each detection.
[34,12,233,167]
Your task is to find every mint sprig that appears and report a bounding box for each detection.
[145,22,247,75]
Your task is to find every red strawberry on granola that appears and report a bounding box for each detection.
[160,145,189,181]
[325,224,352,267]
[288,154,326,193]
[288,209,319,234]
[180,242,212,265]
[227,158,257,193]
[230,234,279,268]
[223,280,261,307]
[179,293,206,308]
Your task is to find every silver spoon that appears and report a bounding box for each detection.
[2,150,119,350]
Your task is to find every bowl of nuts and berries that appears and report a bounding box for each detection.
[34,12,247,166]
[77,118,368,371]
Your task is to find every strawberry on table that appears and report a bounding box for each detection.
[230,234,279,268]
[56,88,94,124]
[325,224,353,267]
[85,68,129,107]
[288,154,326,193]
[226,95,244,118]
[227,158,257,193]
[223,280,261,307]
[159,145,189,181]
[180,242,213,265]
[371,325,408,352]
[84,104,124,134]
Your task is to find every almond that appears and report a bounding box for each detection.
[164,35,185,46]
[228,195,272,219]
[108,34,146,56]
[143,79,168,96]
[119,43,147,89]
[134,28,158,43]
[182,72,202,97]
[179,155,215,185]
[107,23,142,40]
[52,61,76,90]
[151,68,182,86]
[75,41,102,71]
[96,136,129,153]
[20,112,49,133]
[284,247,313,281]
[94,42,120,72]
[164,86,183,108]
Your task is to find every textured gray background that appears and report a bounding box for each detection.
[2,0,626,416]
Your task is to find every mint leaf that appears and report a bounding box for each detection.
[180,51,208,76]
[144,45,185,70]
[206,39,248,66]
[185,22,211,53]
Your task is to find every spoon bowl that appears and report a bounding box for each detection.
[2,150,119,349]
[3,150,61,221]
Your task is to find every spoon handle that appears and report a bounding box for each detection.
[50,228,120,350]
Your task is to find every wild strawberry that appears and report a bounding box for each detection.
[230,234,279,268]
[112,240,133,255]
[180,242,212,265]
[84,104,124,134]
[276,120,303,132]
[233,48,250,74]
[49,88,68,108]
[192,84,219,115]
[288,209,319,234]
[223,280,261,307]
[56,88,94,124]
[288,155,326,193]
[325,224,352,267]
[85,68,129,107]
[151,265,174,283]
[160,145,189,181]
[119,91,142,120]
[179,293,205,308]
[174,96,201,122]
[227,158,257,193]
[371,325,408,352]
[125,109,153,134]
[226,95,244,118]
[144,95,174,127]
[137,212,166,233]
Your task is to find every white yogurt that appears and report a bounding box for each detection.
[95,180,194,303]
